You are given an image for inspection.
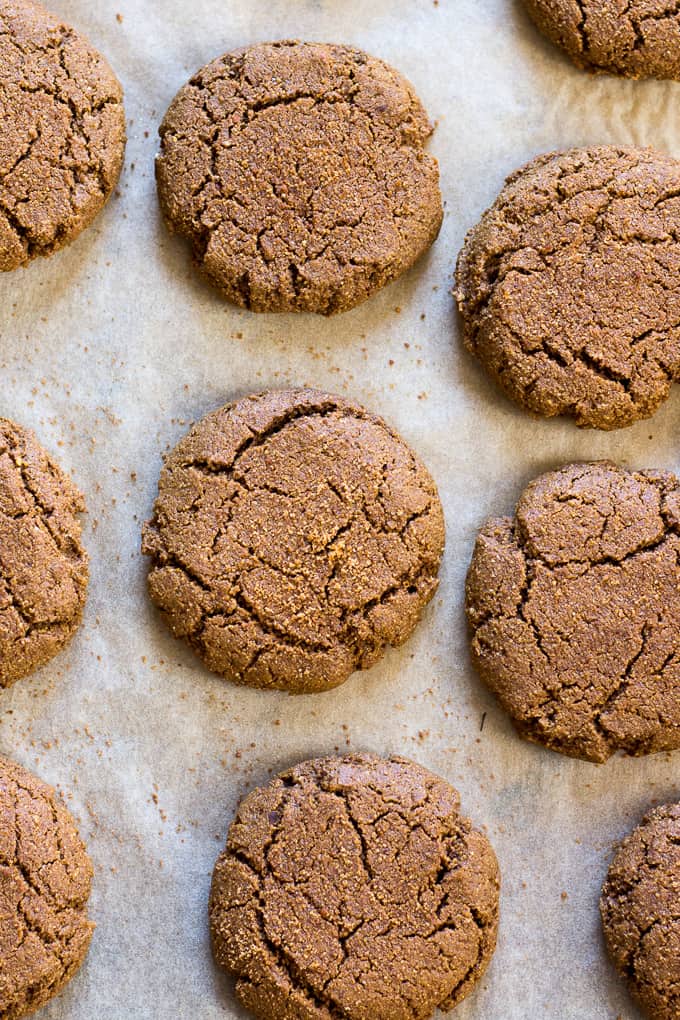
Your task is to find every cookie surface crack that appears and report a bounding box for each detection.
[467,463,680,761]
[0,1,125,268]
[156,40,441,313]
[211,757,499,1020]
[455,146,680,428]
[144,390,444,692]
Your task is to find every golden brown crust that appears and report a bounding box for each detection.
[209,754,500,1020]
[0,419,88,688]
[601,803,680,1019]
[454,145,680,430]
[142,389,445,693]
[0,0,126,270]
[0,755,94,1020]
[523,0,680,80]
[156,40,442,314]
[466,461,680,762]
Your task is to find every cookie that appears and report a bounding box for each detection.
[142,389,444,693]
[522,0,680,80]
[601,804,680,1020]
[466,462,680,763]
[210,754,500,1020]
[0,0,126,271]
[454,145,680,430]
[0,419,88,688]
[0,754,94,1019]
[156,40,442,314]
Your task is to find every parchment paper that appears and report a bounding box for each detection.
[0,1,678,1016]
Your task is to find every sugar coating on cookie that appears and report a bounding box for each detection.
[523,0,680,80]
[0,0,126,270]
[601,804,680,1020]
[0,419,89,688]
[455,146,680,430]
[466,462,680,763]
[156,40,443,314]
[142,389,444,693]
[0,755,94,1020]
[210,754,500,1020]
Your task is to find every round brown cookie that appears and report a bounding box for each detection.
[210,754,500,1020]
[0,754,94,1019]
[601,804,680,1019]
[142,389,444,693]
[156,40,442,315]
[0,0,126,271]
[454,145,680,430]
[522,0,680,80]
[466,461,680,763]
[0,419,88,688]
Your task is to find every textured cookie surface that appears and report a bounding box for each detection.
[0,419,88,687]
[0,755,94,1019]
[454,146,680,429]
[210,754,500,1020]
[156,40,442,314]
[601,804,680,1019]
[466,462,680,762]
[142,389,444,693]
[0,0,125,270]
[523,0,680,79]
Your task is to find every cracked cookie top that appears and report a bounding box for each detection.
[0,0,126,270]
[522,0,680,80]
[142,389,445,694]
[601,803,680,1020]
[454,146,680,429]
[155,40,443,315]
[0,754,94,1020]
[209,754,500,1020]
[466,461,680,763]
[0,418,88,688]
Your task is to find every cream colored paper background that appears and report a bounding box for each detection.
[0,1,677,1017]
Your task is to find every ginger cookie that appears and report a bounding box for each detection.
[454,145,680,430]
[156,40,442,314]
[0,0,126,271]
[523,0,680,80]
[210,754,500,1020]
[142,389,444,693]
[466,462,680,763]
[601,804,680,1019]
[0,754,94,1019]
[0,419,88,688]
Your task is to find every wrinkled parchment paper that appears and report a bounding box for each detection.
[1,1,678,1016]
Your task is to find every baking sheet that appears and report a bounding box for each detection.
[0,0,678,1016]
